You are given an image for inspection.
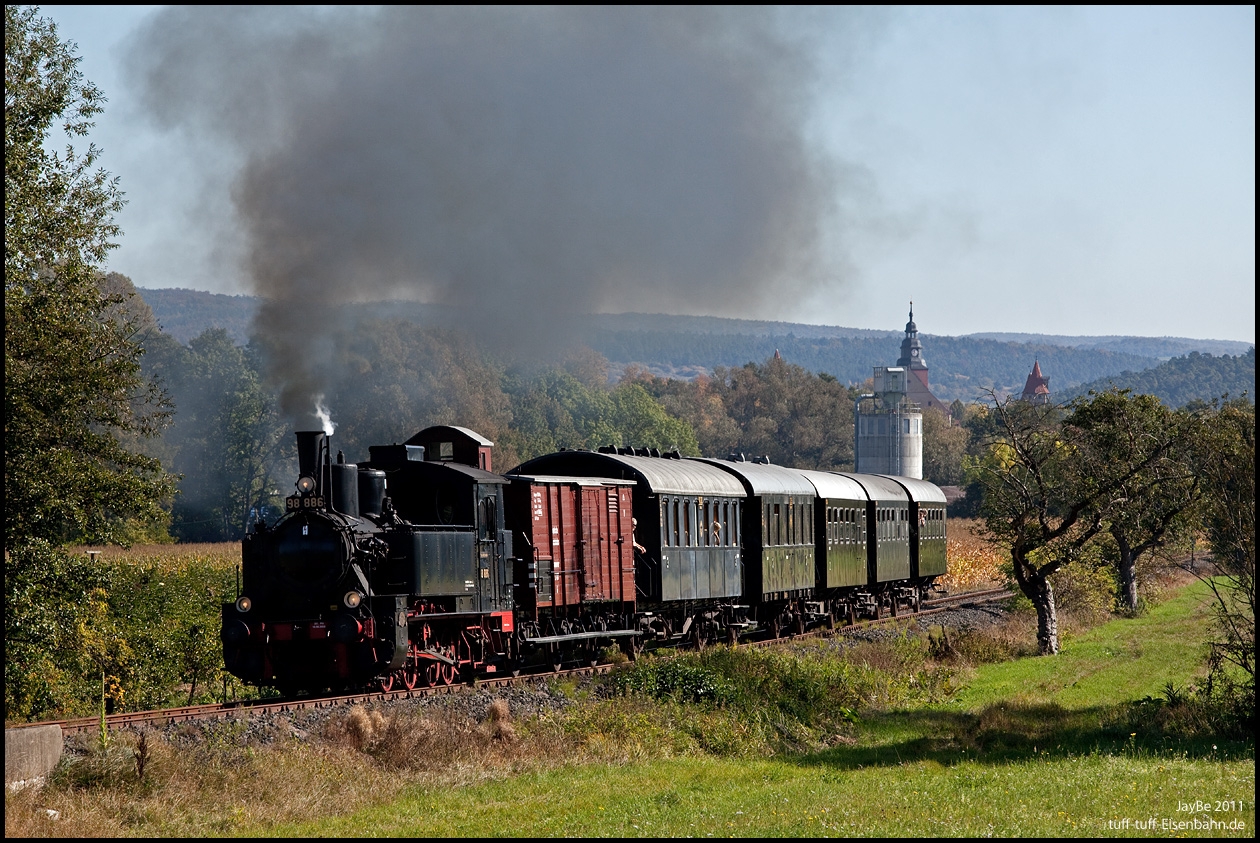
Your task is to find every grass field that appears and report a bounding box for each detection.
[7,577,1252,838]
[262,579,1251,837]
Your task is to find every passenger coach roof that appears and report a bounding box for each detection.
[692,458,816,497]
[508,452,745,497]
[833,473,910,503]
[876,475,948,504]
[507,474,635,488]
[795,469,869,501]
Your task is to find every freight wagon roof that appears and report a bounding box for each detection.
[795,468,870,502]
[509,452,744,496]
[875,475,948,504]
[405,425,493,446]
[691,458,816,497]
[832,473,910,504]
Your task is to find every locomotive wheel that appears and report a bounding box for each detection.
[401,646,420,690]
[425,660,442,687]
[440,661,457,686]
[378,672,395,693]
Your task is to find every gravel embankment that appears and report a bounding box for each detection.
[67,599,1014,754]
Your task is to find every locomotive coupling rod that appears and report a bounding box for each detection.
[416,648,459,666]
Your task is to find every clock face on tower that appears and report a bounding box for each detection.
[911,348,919,357]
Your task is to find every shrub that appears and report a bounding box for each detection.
[5,542,240,722]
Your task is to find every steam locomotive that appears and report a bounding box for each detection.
[221,425,947,694]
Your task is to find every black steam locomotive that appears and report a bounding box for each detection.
[222,425,947,694]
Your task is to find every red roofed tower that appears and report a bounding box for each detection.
[1021,361,1051,404]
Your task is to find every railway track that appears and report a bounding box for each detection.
[41,587,1013,736]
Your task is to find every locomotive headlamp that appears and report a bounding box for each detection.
[297,476,316,494]
[235,596,253,613]
[343,590,363,609]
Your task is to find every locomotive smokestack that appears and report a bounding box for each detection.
[295,430,327,482]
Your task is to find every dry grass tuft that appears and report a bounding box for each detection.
[484,698,516,743]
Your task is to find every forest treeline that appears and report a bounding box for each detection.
[139,288,1255,403]
[121,276,866,542]
[118,274,1256,544]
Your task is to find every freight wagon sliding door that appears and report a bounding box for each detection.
[578,486,633,603]
[532,483,583,608]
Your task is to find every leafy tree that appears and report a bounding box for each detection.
[975,398,1091,654]
[626,367,743,458]
[712,355,855,468]
[325,320,514,463]
[161,329,289,541]
[922,406,968,486]
[977,390,1210,653]
[501,366,699,464]
[1192,399,1255,706]
[1066,390,1201,614]
[610,381,700,455]
[5,5,173,546]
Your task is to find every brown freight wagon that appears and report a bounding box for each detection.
[504,474,638,636]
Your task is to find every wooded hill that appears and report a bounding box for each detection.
[134,287,1252,403]
[1063,346,1255,408]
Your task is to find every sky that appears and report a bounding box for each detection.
[39,6,1256,344]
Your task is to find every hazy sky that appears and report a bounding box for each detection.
[40,5,1255,343]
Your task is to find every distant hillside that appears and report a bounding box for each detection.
[967,332,1252,360]
[138,287,258,344]
[139,287,1245,401]
[1063,347,1255,407]
[588,330,1159,402]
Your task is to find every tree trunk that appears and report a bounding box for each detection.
[1030,575,1060,655]
[1115,532,1139,614]
[1013,550,1060,655]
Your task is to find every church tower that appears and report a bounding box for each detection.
[893,302,945,415]
[897,302,928,376]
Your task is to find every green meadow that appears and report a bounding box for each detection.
[267,580,1252,838]
[7,579,1252,838]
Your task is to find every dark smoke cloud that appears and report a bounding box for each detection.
[128,7,858,425]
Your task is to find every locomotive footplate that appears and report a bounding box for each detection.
[525,629,643,645]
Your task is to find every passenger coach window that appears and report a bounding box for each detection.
[665,496,675,549]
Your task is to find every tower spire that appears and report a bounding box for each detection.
[898,300,924,369]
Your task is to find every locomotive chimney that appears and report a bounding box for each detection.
[295,430,327,481]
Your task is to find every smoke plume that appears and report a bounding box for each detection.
[128,7,854,426]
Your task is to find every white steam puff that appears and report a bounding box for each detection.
[314,395,336,437]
